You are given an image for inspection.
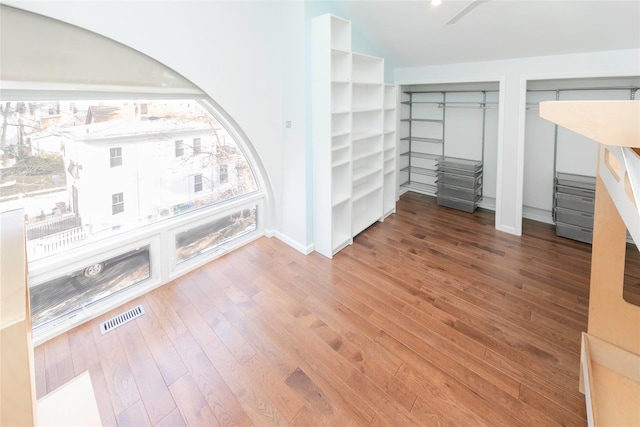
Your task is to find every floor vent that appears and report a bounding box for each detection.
[99,305,145,334]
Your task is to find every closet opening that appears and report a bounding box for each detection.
[398,82,500,215]
[523,76,640,242]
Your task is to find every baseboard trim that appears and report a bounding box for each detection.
[264,229,314,255]
[522,206,554,225]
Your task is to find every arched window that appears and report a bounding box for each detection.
[0,5,268,342]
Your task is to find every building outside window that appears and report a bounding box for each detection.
[194,174,203,192]
[112,192,124,214]
[110,147,122,167]
[193,137,202,154]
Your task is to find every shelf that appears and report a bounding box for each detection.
[400,136,443,144]
[401,101,442,105]
[353,166,382,183]
[330,16,351,52]
[401,118,443,123]
[352,53,383,85]
[400,166,438,177]
[384,159,395,174]
[581,333,640,427]
[352,147,382,162]
[331,47,350,55]
[332,157,350,168]
[331,81,350,111]
[352,131,382,141]
[400,181,437,195]
[400,152,442,161]
[331,49,350,82]
[331,130,350,138]
[384,148,395,160]
[331,113,350,138]
[352,81,381,86]
[352,107,383,114]
[332,192,350,207]
[332,134,350,151]
[353,176,382,201]
[331,231,351,254]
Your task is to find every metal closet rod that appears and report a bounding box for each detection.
[403,89,499,94]
[527,86,640,92]
[437,103,498,109]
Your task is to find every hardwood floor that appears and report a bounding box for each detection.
[35,191,637,426]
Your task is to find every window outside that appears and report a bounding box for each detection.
[111,192,124,215]
[194,174,203,192]
[175,140,185,157]
[0,99,258,262]
[220,164,229,184]
[109,147,122,167]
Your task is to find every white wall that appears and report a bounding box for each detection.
[395,48,640,235]
[6,1,311,251]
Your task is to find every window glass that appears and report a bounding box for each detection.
[29,245,151,328]
[175,206,257,264]
[112,192,124,215]
[110,147,122,167]
[0,99,258,261]
[175,140,184,157]
[220,165,228,184]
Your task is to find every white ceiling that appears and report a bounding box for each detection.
[331,0,640,69]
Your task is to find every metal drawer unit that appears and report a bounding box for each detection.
[554,172,596,243]
[436,157,483,213]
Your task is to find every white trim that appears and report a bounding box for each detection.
[514,75,528,236]
[1,81,203,100]
[267,229,314,255]
[522,206,554,225]
[477,196,496,211]
[493,77,508,234]
[496,224,518,235]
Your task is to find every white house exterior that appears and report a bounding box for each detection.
[60,114,251,238]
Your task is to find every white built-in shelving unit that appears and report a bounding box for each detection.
[312,14,396,259]
[383,84,397,217]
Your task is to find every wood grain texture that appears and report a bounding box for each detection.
[34,193,640,426]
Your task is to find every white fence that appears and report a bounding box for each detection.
[27,226,88,260]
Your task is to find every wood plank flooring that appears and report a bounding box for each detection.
[34,192,639,426]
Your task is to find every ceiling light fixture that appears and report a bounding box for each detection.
[431,0,442,5]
